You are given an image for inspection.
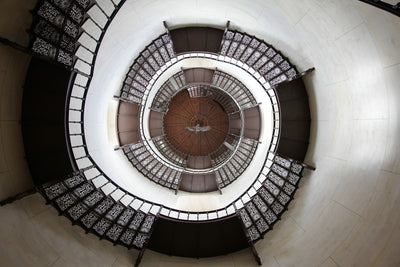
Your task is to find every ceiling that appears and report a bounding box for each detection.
[0,0,400,266]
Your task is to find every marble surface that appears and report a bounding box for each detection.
[0,37,34,199]
[1,0,400,266]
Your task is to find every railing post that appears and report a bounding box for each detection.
[0,188,37,206]
[0,36,31,54]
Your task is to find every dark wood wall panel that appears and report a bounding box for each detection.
[276,78,311,161]
[148,216,248,257]
[179,173,217,192]
[149,110,163,138]
[184,68,214,84]
[186,155,212,169]
[22,57,74,186]
[117,101,141,145]
[243,107,261,140]
[170,27,224,54]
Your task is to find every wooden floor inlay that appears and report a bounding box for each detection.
[164,90,229,155]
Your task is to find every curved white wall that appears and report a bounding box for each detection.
[1,0,400,266]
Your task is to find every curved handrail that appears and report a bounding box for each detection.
[64,70,79,172]
[64,4,301,221]
[358,0,400,17]
[149,80,244,175]
[69,45,284,221]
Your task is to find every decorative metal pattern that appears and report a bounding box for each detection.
[129,212,145,230]
[283,183,295,195]
[236,154,307,242]
[41,175,160,250]
[264,180,280,196]
[245,202,261,221]
[105,204,124,220]
[214,138,258,188]
[121,34,175,103]
[247,226,260,241]
[67,203,87,220]
[83,191,103,207]
[220,30,297,85]
[94,198,114,214]
[133,233,148,248]
[256,218,269,233]
[55,193,76,211]
[291,163,303,174]
[239,209,252,228]
[44,182,67,200]
[140,215,155,233]
[30,0,92,66]
[271,163,289,178]
[64,174,85,188]
[274,155,291,169]
[31,0,311,247]
[122,141,182,190]
[81,212,99,228]
[268,172,285,187]
[253,195,268,213]
[93,218,112,235]
[32,38,57,59]
[106,224,124,241]
[259,187,275,205]
[212,70,256,108]
[120,229,135,245]
[271,202,284,215]
[288,172,300,186]
[263,209,277,225]
[277,192,290,205]
[117,209,135,226]
[73,183,94,198]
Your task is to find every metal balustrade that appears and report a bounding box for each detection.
[30,0,96,66]
[39,172,158,248]
[209,134,239,166]
[13,0,317,233]
[55,0,310,225]
[69,62,280,223]
[212,70,256,108]
[187,85,212,98]
[237,154,306,242]
[122,141,182,190]
[214,138,258,187]
[38,171,157,266]
[17,0,316,262]
[151,135,188,168]
[121,34,175,104]
[143,69,253,186]
[220,30,297,87]
[151,72,185,110]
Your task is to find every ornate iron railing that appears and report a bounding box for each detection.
[32,0,311,227]
[65,23,294,222]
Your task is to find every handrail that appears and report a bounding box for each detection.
[65,71,79,172]
[150,80,245,174]
[68,41,283,221]
[358,0,400,17]
[65,11,305,221]
[137,52,275,175]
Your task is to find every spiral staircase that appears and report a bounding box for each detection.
[5,0,322,266]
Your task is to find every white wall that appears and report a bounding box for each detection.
[1,0,400,266]
[0,0,36,201]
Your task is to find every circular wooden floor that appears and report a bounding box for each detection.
[164,90,229,156]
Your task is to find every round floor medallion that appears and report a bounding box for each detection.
[164,90,229,156]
